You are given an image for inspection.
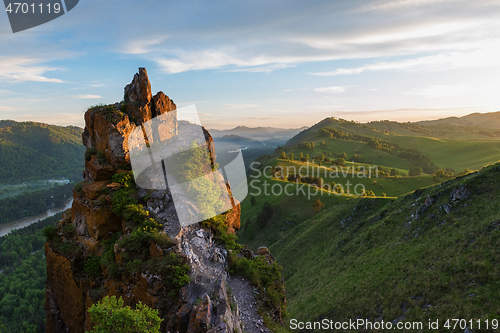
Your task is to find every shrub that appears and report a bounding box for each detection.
[87,296,162,333]
[84,255,102,277]
[42,225,57,241]
[96,186,110,196]
[202,215,241,250]
[85,147,97,161]
[96,151,108,165]
[74,182,84,195]
[409,166,423,176]
[62,224,77,238]
[229,254,286,314]
[313,199,325,214]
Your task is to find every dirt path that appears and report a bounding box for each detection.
[228,275,272,333]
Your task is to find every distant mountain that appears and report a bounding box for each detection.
[209,126,308,141]
[215,134,264,147]
[0,120,85,183]
[417,111,500,129]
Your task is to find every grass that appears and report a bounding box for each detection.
[392,136,500,171]
[239,161,500,331]
[269,158,442,197]
[282,117,500,173]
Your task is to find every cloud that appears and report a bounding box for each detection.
[125,1,499,74]
[71,94,103,99]
[359,0,465,12]
[226,64,296,73]
[314,86,348,93]
[122,35,169,55]
[0,56,64,83]
[154,51,295,74]
[405,84,472,97]
[0,105,27,111]
[312,44,500,76]
[222,104,259,109]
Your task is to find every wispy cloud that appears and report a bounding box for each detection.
[107,0,500,75]
[0,56,64,83]
[314,86,348,93]
[71,94,103,99]
[0,105,27,111]
[360,0,466,12]
[405,84,472,98]
[312,44,500,76]
[122,36,169,55]
[226,64,296,73]
[222,104,259,109]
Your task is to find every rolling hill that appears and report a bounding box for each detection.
[209,125,307,141]
[239,159,500,331]
[283,117,500,172]
[0,120,85,183]
[235,112,500,331]
[418,111,500,129]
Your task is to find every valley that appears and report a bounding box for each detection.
[236,113,500,331]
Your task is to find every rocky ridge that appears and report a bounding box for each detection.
[44,68,284,333]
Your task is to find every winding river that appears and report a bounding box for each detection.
[0,199,73,237]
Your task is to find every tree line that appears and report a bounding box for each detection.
[0,183,73,224]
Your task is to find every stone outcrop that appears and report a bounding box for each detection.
[44,68,267,333]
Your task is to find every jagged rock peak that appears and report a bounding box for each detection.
[82,68,178,175]
[124,67,152,104]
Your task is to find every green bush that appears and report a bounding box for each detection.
[144,253,191,296]
[229,254,286,313]
[96,151,108,165]
[42,225,57,241]
[202,215,241,250]
[62,224,77,238]
[85,147,97,161]
[84,255,102,277]
[87,296,162,333]
[74,182,84,194]
[96,186,110,196]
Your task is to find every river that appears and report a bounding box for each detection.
[0,199,73,237]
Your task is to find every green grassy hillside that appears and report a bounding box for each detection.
[369,120,500,141]
[282,117,500,173]
[0,120,85,183]
[418,112,500,129]
[239,162,500,331]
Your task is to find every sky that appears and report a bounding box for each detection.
[0,0,499,129]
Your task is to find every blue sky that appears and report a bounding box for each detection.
[0,0,499,129]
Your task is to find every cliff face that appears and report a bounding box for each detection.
[44,68,255,332]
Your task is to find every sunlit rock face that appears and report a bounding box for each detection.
[45,68,242,333]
